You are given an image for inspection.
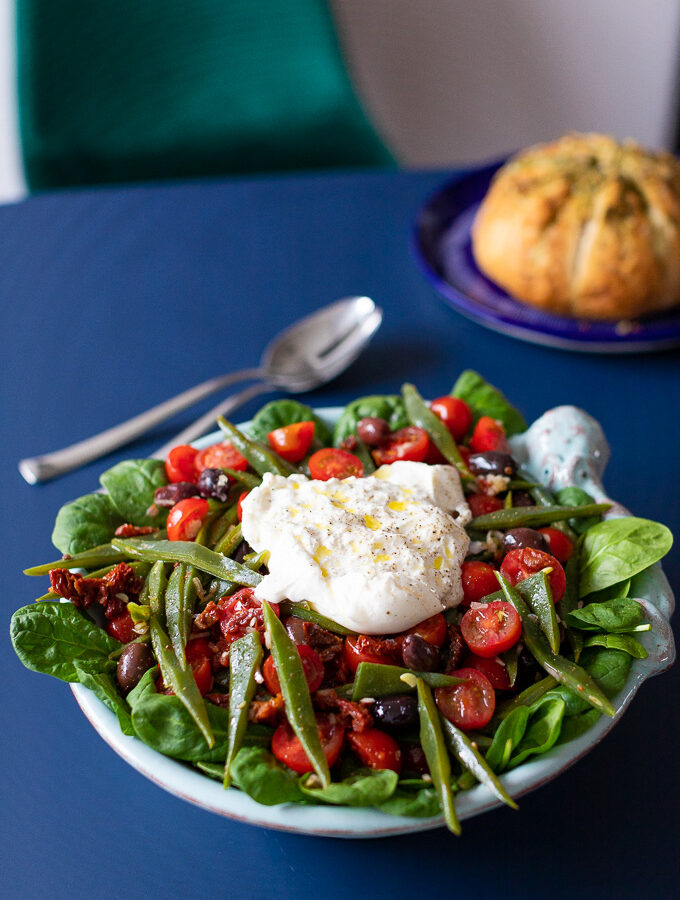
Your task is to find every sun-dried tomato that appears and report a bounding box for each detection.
[314,688,374,733]
[49,562,142,620]
[113,524,158,538]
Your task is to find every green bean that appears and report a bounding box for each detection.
[402,383,473,481]
[440,718,518,810]
[495,573,615,717]
[213,523,243,558]
[165,564,198,667]
[520,571,560,654]
[468,502,610,532]
[416,679,460,835]
[146,560,168,618]
[501,645,519,688]
[493,675,558,723]
[262,600,330,788]
[111,538,262,586]
[224,632,263,788]
[25,543,128,576]
[351,662,464,700]
[278,600,357,636]
[221,467,262,490]
[517,469,576,540]
[218,417,298,477]
[558,535,585,661]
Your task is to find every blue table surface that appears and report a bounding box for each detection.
[1,167,678,900]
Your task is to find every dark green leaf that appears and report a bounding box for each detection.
[100,459,168,526]
[485,706,530,773]
[567,597,644,633]
[333,395,409,446]
[126,665,158,707]
[507,697,566,768]
[230,747,307,805]
[300,768,398,807]
[557,709,601,745]
[73,664,133,735]
[583,578,631,604]
[131,693,229,761]
[450,370,526,436]
[377,788,441,818]
[555,487,602,534]
[249,399,333,446]
[52,493,124,555]
[578,647,633,697]
[582,633,648,658]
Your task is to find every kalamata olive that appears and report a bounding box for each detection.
[284,615,309,645]
[504,527,548,553]
[356,417,391,447]
[372,694,419,731]
[511,491,534,508]
[233,540,253,564]
[468,451,517,478]
[116,641,154,694]
[401,744,430,776]
[154,482,201,508]
[401,633,439,672]
[197,467,231,502]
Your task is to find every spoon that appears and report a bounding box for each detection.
[19,296,382,484]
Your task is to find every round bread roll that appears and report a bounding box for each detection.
[471,133,680,319]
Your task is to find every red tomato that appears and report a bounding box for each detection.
[347,729,402,774]
[218,589,279,644]
[105,611,136,644]
[237,490,249,522]
[461,601,521,657]
[500,547,566,603]
[271,715,344,774]
[469,416,509,453]
[195,441,248,475]
[467,493,504,518]
[538,527,574,564]
[404,613,447,648]
[185,638,213,695]
[166,497,210,541]
[435,667,496,730]
[262,645,324,695]
[165,445,199,484]
[372,426,430,466]
[463,653,512,691]
[430,396,473,442]
[308,447,364,481]
[343,635,401,673]
[461,560,499,607]
[267,421,315,463]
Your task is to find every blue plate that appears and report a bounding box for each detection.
[413,161,680,352]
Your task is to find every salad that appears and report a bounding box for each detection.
[10,372,673,834]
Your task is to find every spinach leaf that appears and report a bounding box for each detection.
[556,708,601,745]
[507,697,565,768]
[450,370,526,436]
[249,399,333,446]
[567,597,644,633]
[555,487,601,534]
[131,693,229,762]
[485,706,530,773]
[377,788,441,818]
[583,633,648,658]
[195,762,224,781]
[333,395,409,446]
[578,647,633,698]
[579,517,673,597]
[73,664,134,735]
[100,459,168,526]
[230,747,307,805]
[583,578,631,604]
[10,601,119,683]
[126,665,158,707]
[300,768,398,807]
[52,493,124,555]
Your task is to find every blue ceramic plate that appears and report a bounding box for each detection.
[413,161,680,353]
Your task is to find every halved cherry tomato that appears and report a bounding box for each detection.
[435,667,496,730]
[195,441,248,475]
[467,493,504,518]
[469,416,509,453]
[262,645,324,694]
[347,729,402,774]
[461,560,499,607]
[271,715,344,774]
[165,444,199,484]
[166,497,210,541]
[237,491,249,522]
[308,447,363,481]
[461,600,521,657]
[372,426,430,466]
[218,588,279,644]
[105,611,136,644]
[463,653,512,691]
[538,527,574,564]
[500,547,566,603]
[185,638,214,695]
[267,421,315,463]
[430,396,473,442]
[404,613,447,648]
[343,635,401,673]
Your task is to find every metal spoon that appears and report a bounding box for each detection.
[19,296,382,484]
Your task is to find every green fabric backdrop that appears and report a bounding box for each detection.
[17,0,393,189]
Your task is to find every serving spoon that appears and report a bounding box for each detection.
[19,296,382,484]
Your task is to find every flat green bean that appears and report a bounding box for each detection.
[440,718,517,810]
[218,417,298,477]
[224,632,263,787]
[111,538,262,586]
[213,523,243,558]
[468,502,610,532]
[278,600,357,636]
[221,468,262,490]
[25,543,127,576]
[416,679,460,835]
[402,383,473,481]
[521,571,560,654]
[208,504,239,549]
[165,564,198,667]
[351,663,464,700]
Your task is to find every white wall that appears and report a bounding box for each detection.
[332,0,680,166]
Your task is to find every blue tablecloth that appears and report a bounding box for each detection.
[1,169,678,899]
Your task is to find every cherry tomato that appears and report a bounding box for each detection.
[267,421,315,463]
[343,635,401,673]
[538,527,574,564]
[262,645,324,694]
[271,715,344,774]
[469,416,509,453]
[308,447,364,481]
[467,493,504,518]
[165,444,199,484]
[500,547,566,603]
[218,589,279,644]
[461,560,499,607]
[372,426,430,466]
[166,497,210,541]
[461,601,521,657]
[237,491,249,522]
[430,396,473,442]
[404,613,447,648]
[185,638,213,695]
[195,441,248,475]
[435,667,496,730]
[347,729,402,774]
[105,611,136,644]
[463,653,512,691]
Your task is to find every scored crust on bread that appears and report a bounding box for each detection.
[471,133,680,320]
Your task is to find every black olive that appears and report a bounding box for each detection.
[372,694,419,731]
[197,467,231,502]
[504,527,549,553]
[468,451,518,478]
[401,634,439,672]
[116,642,154,694]
[356,417,391,446]
[153,482,201,508]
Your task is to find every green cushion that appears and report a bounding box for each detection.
[17,0,393,189]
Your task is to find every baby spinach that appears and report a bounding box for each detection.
[10,601,119,683]
[507,697,566,768]
[578,647,633,699]
[131,693,228,762]
[333,394,409,446]
[450,370,527,436]
[73,664,134,735]
[100,459,168,526]
[485,706,530,773]
[249,399,333,446]
[567,597,645,633]
[582,633,647,658]
[126,665,158,707]
[52,493,124,555]
[377,788,441,818]
[230,747,307,805]
[300,768,398,807]
[556,708,601,745]
[579,517,673,597]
